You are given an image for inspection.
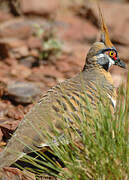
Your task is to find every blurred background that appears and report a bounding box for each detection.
[0,0,128,150]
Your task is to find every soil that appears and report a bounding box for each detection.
[0,0,128,179]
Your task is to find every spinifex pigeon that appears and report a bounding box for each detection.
[0,6,126,171]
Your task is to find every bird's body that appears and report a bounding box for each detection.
[0,63,115,168]
[0,6,126,172]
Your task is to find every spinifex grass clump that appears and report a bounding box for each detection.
[52,86,129,180]
[15,76,129,180]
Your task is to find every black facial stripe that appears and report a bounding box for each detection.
[96,48,118,57]
[97,55,109,71]
[103,63,109,71]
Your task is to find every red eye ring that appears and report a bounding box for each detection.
[113,56,117,60]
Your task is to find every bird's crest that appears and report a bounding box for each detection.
[98,4,114,48]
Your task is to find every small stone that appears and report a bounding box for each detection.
[10,46,29,59]
[21,0,60,16]
[20,56,37,68]
[7,82,41,104]
[10,64,31,79]
[1,38,25,49]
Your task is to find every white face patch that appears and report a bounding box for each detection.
[97,53,115,69]
[108,56,115,68]
[97,53,105,59]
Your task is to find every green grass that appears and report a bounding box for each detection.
[15,74,129,180]
[34,24,62,62]
[52,86,129,180]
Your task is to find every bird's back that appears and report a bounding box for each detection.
[0,3,126,174]
[0,67,114,168]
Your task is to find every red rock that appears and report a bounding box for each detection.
[0,42,9,59]
[27,36,42,49]
[21,0,60,16]
[0,128,3,142]
[0,41,29,59]
[89,2,129,47]
[110,66,128,88]
[117,45,129,63]
[56,61,71,73]
[10,64,31,79]
[101,2,129,46]
[0,18,32,39]
[7,81,41,104]
[20,56,37,67]
[0,38,39,59]
[30,49,39,57]
[0,119,20,133]
[57,13,97,42]
[0,11,13,22]
[0,167,35,180]
[0,38,25,49]
[40,65,64,79]
[4,58,17,66]
[10,46,29,58]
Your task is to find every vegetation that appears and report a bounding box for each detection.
[15,74,129,180]
[34,24,62,62]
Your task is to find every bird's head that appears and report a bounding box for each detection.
[84,7,126,71]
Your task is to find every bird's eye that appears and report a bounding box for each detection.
[109,51,114,57]
[108,51,117,60]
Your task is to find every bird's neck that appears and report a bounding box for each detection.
[99,68,114,85]
[83,64,114,85]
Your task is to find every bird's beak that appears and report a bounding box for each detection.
[116,58,126,69]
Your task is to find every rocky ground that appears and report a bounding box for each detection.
[0,0,128,179]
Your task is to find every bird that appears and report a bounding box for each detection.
[0,5,126,175]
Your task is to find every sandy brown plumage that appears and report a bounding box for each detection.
[0,5,126,170]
